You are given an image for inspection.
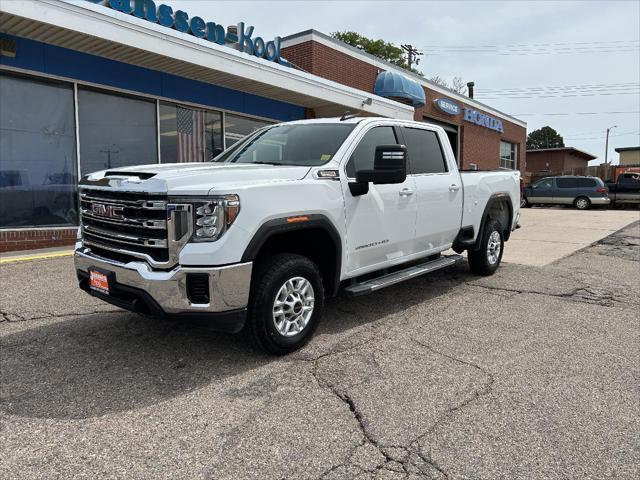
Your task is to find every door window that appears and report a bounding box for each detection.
[346,126,397,177]
[403,128,448,174]
[534,179,553,189]
[556,178,578,188]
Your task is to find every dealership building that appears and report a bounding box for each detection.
[0,0,526,252]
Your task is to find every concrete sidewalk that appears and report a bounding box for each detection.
[504,208,639,266]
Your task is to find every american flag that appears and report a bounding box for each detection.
[177,107,205,162]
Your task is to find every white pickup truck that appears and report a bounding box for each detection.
[75,117,521,354]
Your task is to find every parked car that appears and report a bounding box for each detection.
[522,175,609,210]
[74,117,521,354]
[606,172,640,207]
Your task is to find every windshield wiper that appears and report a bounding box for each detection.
[249,161,287,166]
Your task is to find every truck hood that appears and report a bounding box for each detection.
[79,162,312,195]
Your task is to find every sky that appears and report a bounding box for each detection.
[172,0,637,164]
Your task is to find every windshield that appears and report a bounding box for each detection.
[212,123,355,166]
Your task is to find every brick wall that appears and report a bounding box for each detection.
[0,228,77,253]
[526,151,592,173]
[282,39,527,173]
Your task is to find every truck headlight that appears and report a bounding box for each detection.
[171,195,240,243]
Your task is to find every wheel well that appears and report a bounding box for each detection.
[253,228,339,296]
[483,197,513,243]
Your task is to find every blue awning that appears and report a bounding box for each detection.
[374,71,426,108]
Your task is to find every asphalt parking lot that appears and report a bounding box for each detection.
[1,211,639,479]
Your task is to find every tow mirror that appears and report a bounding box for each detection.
[350,145,407,196]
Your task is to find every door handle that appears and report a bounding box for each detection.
[449,184,461,192]
[399,188,414,196]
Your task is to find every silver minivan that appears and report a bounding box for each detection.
[523,176,610,210]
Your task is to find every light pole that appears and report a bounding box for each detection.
[604,125,617,165]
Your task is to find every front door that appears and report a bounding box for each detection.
[528,178,555,204]
[341,125,417,275]
[401,126,463,252]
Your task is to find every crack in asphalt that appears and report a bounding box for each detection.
[306,309,457,479]
[410,339,495,472]
[468,284,620,307]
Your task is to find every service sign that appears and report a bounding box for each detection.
[433,98,460,116]
[463,108,504,133]
[85,0,290,66]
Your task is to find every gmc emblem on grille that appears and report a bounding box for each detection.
[91,203,124,219]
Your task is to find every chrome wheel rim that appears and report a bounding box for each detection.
[487,231,501,265]
[272,276,315,337]
[576,198,588,209]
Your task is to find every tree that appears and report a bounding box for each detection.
[331,31,423,75]
[428,75,467,94]
[527,126,565,150]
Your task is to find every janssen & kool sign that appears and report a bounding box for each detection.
[84,0,291,66]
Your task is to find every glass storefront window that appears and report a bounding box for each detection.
[0,74,78,228]
[78,89,158,175]
[224,113,273,148]
[500,141,517,169]
[159,103,223,163]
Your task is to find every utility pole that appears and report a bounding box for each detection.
[604,125,617,165]
[100,145,120,169]
[401,44,422,70]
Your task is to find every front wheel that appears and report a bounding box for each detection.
[246,253,324,355]
[468,219,504,276]
[574,196,591,210]
[521,197,530,208]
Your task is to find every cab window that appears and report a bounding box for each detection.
[346,126,397,178]
[402,128,448,174]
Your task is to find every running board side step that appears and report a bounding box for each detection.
[344,255,464,296]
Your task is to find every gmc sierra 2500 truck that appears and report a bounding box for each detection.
[75,117,521,354]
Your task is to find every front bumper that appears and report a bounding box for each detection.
[74,247,252,333]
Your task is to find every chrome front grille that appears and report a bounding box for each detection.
[79,189,192,267]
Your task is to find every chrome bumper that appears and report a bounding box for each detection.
[591,197,611,205]
[74,247,252,315]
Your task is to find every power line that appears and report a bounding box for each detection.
[422,48,639,56]
[514,111,640,116]
[422,40,639,48]
[564,130,640,140]
[421,40,639,56]
[480,92,639,100]
[476,82,640,93]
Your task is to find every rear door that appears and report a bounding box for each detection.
[528,178,554,203]
[341,125,418,275]
[401,126,462,253]
[554,177,578,203]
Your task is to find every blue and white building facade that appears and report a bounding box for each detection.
[0,0,413,241]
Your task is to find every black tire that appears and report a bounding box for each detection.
[246,253,324,355]
[521,197,531,208]
[468,219,504,276]
[574,196,591,210]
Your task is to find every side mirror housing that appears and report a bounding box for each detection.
[355,145,407,185]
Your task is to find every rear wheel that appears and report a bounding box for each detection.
[521,197,530,208]
[468,219,504,276]
[574,196,591,210]
[246,253,324,355]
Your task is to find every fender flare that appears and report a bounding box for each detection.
[241,214,343,296]
[473,193,514,250]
